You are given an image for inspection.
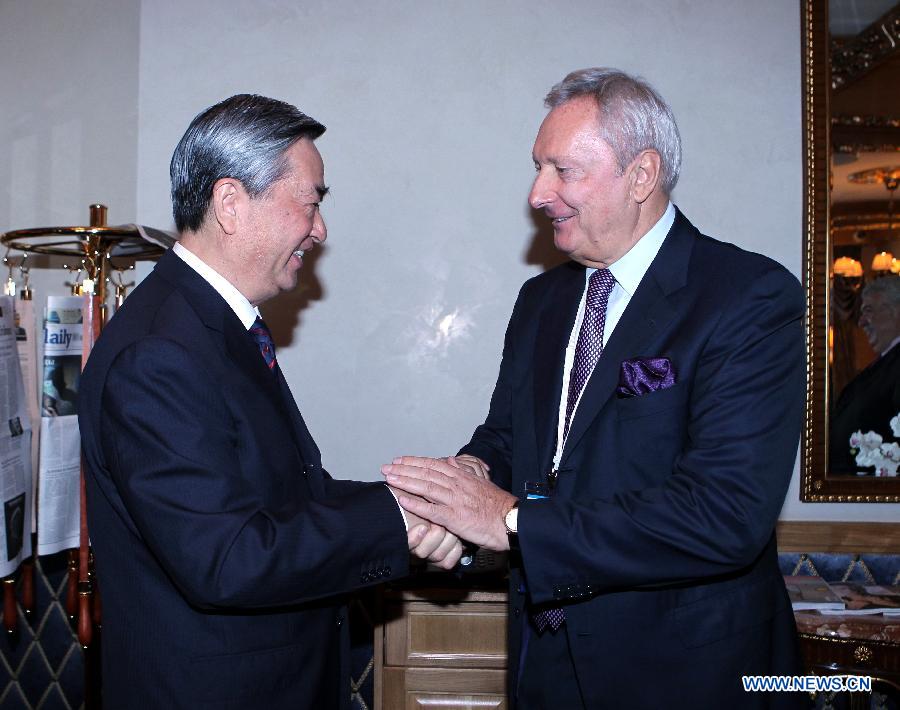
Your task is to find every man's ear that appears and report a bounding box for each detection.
[210,178,247,235]
[629,150,662,203]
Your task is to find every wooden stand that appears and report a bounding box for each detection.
[375,581,508,710]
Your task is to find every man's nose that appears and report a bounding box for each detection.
[312,212,327,244]
[529,171,553,210]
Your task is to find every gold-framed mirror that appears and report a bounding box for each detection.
[801,0,900,501]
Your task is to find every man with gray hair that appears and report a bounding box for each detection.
[385,68,806,708]
[831,276,900,473]
[79,94,461,709]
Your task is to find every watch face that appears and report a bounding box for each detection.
[505,507,518,534]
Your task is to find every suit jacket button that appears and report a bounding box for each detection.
[514,608,521,618]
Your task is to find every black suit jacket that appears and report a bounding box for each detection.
[79,250,409,709]
[830,343,900,473]
[461,210,805,709]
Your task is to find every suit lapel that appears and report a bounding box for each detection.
[274,367,326,497]
[274,367,322,466]
[223,320,284,403]
[560,210,696,462]
[560,272,675,460]
[154,249,313,459]
[220,314,324,471]
[533,263,586,471]
[224,311,326,495]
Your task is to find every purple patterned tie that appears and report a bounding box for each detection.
[249,317,277,370]
[564,268,616,438]
[533,268,615,634]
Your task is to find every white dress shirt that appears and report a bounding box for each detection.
[551,202,676,469]
[173,242,260,327]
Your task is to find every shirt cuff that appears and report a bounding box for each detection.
[385,484,409,531]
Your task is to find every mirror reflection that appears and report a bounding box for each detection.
[826,0,900,478]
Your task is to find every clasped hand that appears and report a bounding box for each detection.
[384,456,517,552]
[398,492,464,570]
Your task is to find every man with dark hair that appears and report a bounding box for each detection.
[385,68,805,708]
[79,94,461,709]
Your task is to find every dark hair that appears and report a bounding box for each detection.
[170,94,325,232]
[545,68,682,194]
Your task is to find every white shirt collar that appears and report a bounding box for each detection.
[606,201,676,295]
[883,335,900,358]
[172,242,259,329]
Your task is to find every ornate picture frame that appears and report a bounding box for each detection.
[800,0,900,501]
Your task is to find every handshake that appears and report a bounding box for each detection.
[382,454,518,570]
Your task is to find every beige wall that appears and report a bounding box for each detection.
[2,0,894,520]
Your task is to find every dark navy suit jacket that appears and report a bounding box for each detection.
[79,250,409,709]
[460,210,805,709]
[830,343,900,473]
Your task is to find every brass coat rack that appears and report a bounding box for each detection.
[0,204,171,649]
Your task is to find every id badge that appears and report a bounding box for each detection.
[524,481,551,500]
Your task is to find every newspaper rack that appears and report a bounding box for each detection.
[0,204,171,648]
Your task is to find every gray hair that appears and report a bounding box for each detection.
[170,94,326,232]
[863,275,900,309]
[545,68,682,194]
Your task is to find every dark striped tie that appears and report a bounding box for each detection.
[533,268,615,634]
[249,317,277,370]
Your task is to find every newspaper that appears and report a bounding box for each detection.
[0,296,33,576]
[36,296,83,556]
[14,296,39,535]
[820,583,900,616]
[784,575,846,611]
[129,224,176,250]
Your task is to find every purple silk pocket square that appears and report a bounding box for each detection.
[616,357,676,398]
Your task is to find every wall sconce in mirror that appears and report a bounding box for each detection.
[871,251,895,272]
[833,256,863,277]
